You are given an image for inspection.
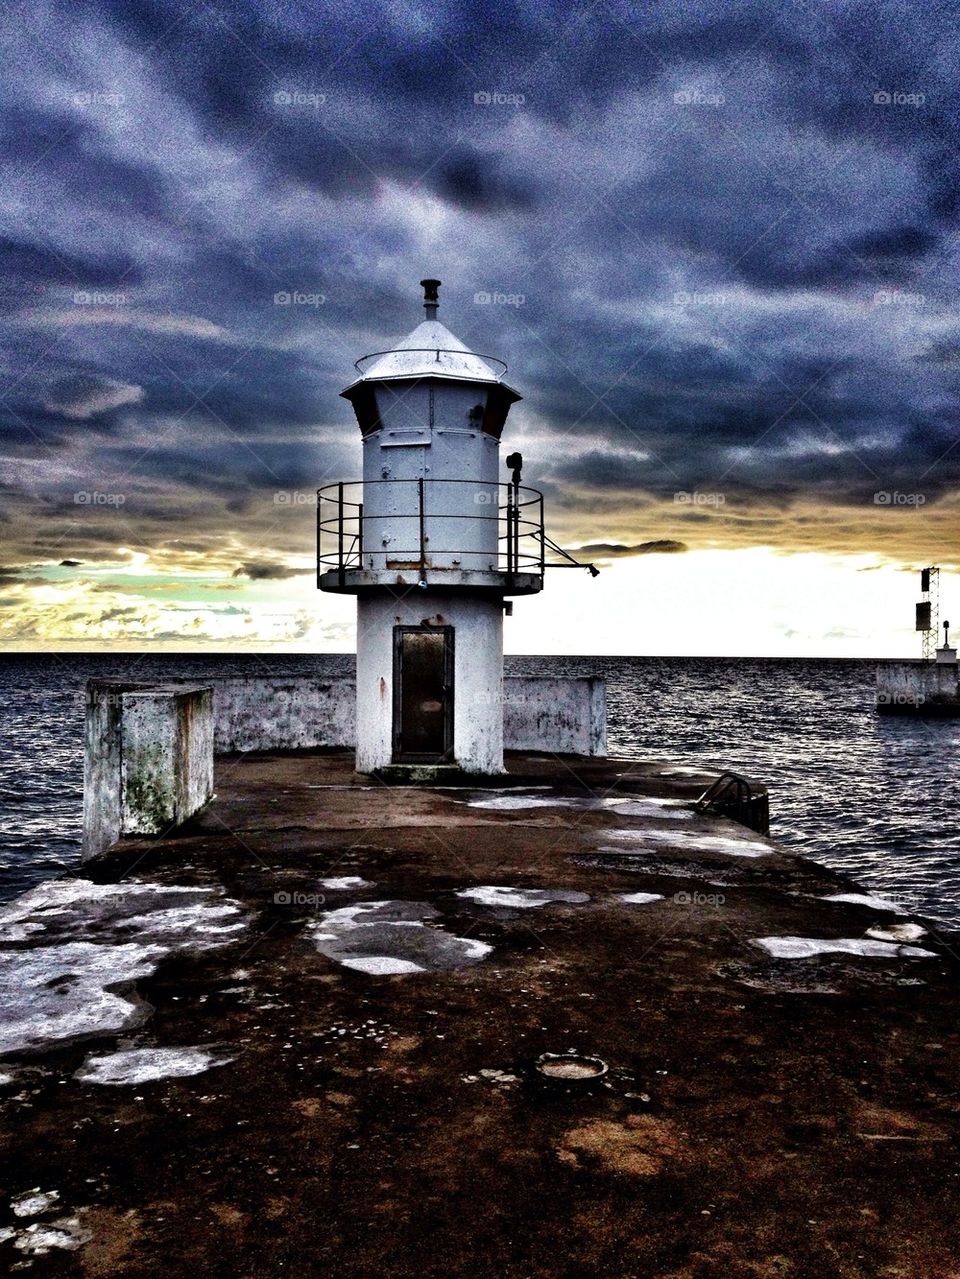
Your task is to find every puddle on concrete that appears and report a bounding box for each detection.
[0,879,249,1057]
[572,852,742,887]
[608,829,771,858]
[12,1190,60,1217]
[823,892,907,914]
[465,793,568,811]
[866,922,927,943]
[465,793,694,819]
[74,1045,232,1086]
[752,936,937,961]
[604,799,694,820]
[308,901,492,975]
[717,959,845,995]
[12,1217,92,1256]
[456,886,590,910]
[0,879,246,949]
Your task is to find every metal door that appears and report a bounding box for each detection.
[392,626,454,762]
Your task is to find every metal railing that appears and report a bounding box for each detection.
[694,771,770,836]
[317,479,545,587]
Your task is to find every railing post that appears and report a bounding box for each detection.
[316,489,322,588]
[358,502,363,563]
[337,481,344,588]
[539,492,545,578]
[505,485,513,576]
[418,477,426,579]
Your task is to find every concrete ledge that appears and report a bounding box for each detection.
[876,660,960,712]
[120,687,214,835]
[503,676,607,755]
[83,672,607,858]
[209,677,355,753]
[195,674,605,757]
[83,681,214,858]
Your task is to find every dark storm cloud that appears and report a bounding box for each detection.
[577,540,688,556]
[0,0,958,580]
[233,561,305,580]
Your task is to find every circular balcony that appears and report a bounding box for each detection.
[317,479,544,597]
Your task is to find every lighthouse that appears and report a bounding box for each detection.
[318,279,547,777]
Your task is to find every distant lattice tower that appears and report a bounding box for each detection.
[917,566,940,662]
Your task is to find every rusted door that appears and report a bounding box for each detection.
[393,626,454,762]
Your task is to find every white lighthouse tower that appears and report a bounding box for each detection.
[319,279,547,777]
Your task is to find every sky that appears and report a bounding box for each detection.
[1,0,958,656]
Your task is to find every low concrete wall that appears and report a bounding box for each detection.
[210,677,355,753]
[203,674,605,757]
[121,687,214,836]
[876,661,959,707]
[190,670,603,757]
[84,681,214,859]
[504,676,607,756]
[83,672,607,856]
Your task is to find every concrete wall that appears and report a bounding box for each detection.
[84,680,146,860]
[120,687,214,836]
[211,677,355,753]
[203,672,606,759]
[83,681,214,859]
[503,676,606,757]
[876,661,959,707]
[83,671,607,855]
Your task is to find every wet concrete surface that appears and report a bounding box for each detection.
[2,750,960,1277]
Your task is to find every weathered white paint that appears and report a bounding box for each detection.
[876,660,959,706]
[503,676,606,756]
[194,673,603,758]
[83,681,214,858]
[120,687,214,836]
[323,283,552,776]
[356,592,504,774]
[210,677,355,753]
[84,680,141,860]
[83,673,608,855]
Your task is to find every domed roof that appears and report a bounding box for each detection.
[354,319,504,384]
[341,280,519,400]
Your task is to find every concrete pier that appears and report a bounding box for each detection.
[876,658,960,714]
[3,752,960,1275]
